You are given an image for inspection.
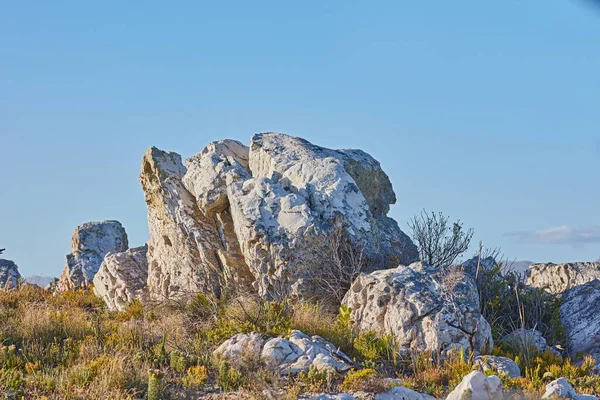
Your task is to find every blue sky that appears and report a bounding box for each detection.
[1,1,599,277]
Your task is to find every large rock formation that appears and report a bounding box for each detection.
[140,133,417,301]
[559,280,600,359]
[93,245,149,311]
[0,259,21,289]
[342,262,493,357]
[57,221,128,292]
[526,262,600,295]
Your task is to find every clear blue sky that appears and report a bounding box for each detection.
[1,1,599,277]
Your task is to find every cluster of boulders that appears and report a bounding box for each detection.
[214,330,355,375]
[7,132,599,397]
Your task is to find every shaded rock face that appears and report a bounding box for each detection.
[141,133,417,301]
[57,221,128,292]
[461,256,498,278]
[474,355,521,378]
[0,259,21,289]
[502,329,550,353]
[213,330,354,375]
[527,262,600,295]
[93,245,149,311]
[342,262,493,357]
[560,280,600,358]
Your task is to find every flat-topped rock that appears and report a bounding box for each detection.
[527,262,600,295]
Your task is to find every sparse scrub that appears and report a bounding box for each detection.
[0,283,598,398]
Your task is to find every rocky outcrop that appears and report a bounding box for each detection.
[560,280,600,359]
[140,146,251,301]
[342,262,493,357]
[141,133,417,301]
[93,245,149,311]
[214,330,354,375]
[57,221,128,292]
[542,378,599,399]
[446,371,503,400]
[474,355,521,378]
[0,259,21,289]
[527,262,600,295]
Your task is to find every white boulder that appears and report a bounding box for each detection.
[446,371,503,400]
[342,262,493,357]
[93,245,149,311]
[542,377,599,399]
[214,330,354,375]
[57,221,128,291]
[474,355,521,378]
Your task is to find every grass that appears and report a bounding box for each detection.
[0,284,598,399]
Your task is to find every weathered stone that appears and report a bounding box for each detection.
[305,395,357,400]
[142,133,417,301]
[502,329,549,353]
[560,280,600,358]
[261,330,354,375]
[93,245,149,311]
[214,330,354,375]
[542,377,599,399]
[461,256,498,278]
[141,147,245,301]
[527,262,600,295]
[375,386,436,400]
[474,355,521,378]
[213,332,265,362]
[0,259,21,289]
[57,221,128,292]
[446,371,503,400]
[342,262,493,357]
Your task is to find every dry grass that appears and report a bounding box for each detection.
[0,284,598,399]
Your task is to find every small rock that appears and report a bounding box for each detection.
[213,332,265,362]
[474,355,521,378]
[375,386,436,400]
[305,395,357,400]
[542,377,599,399]
[446,371,503,400]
